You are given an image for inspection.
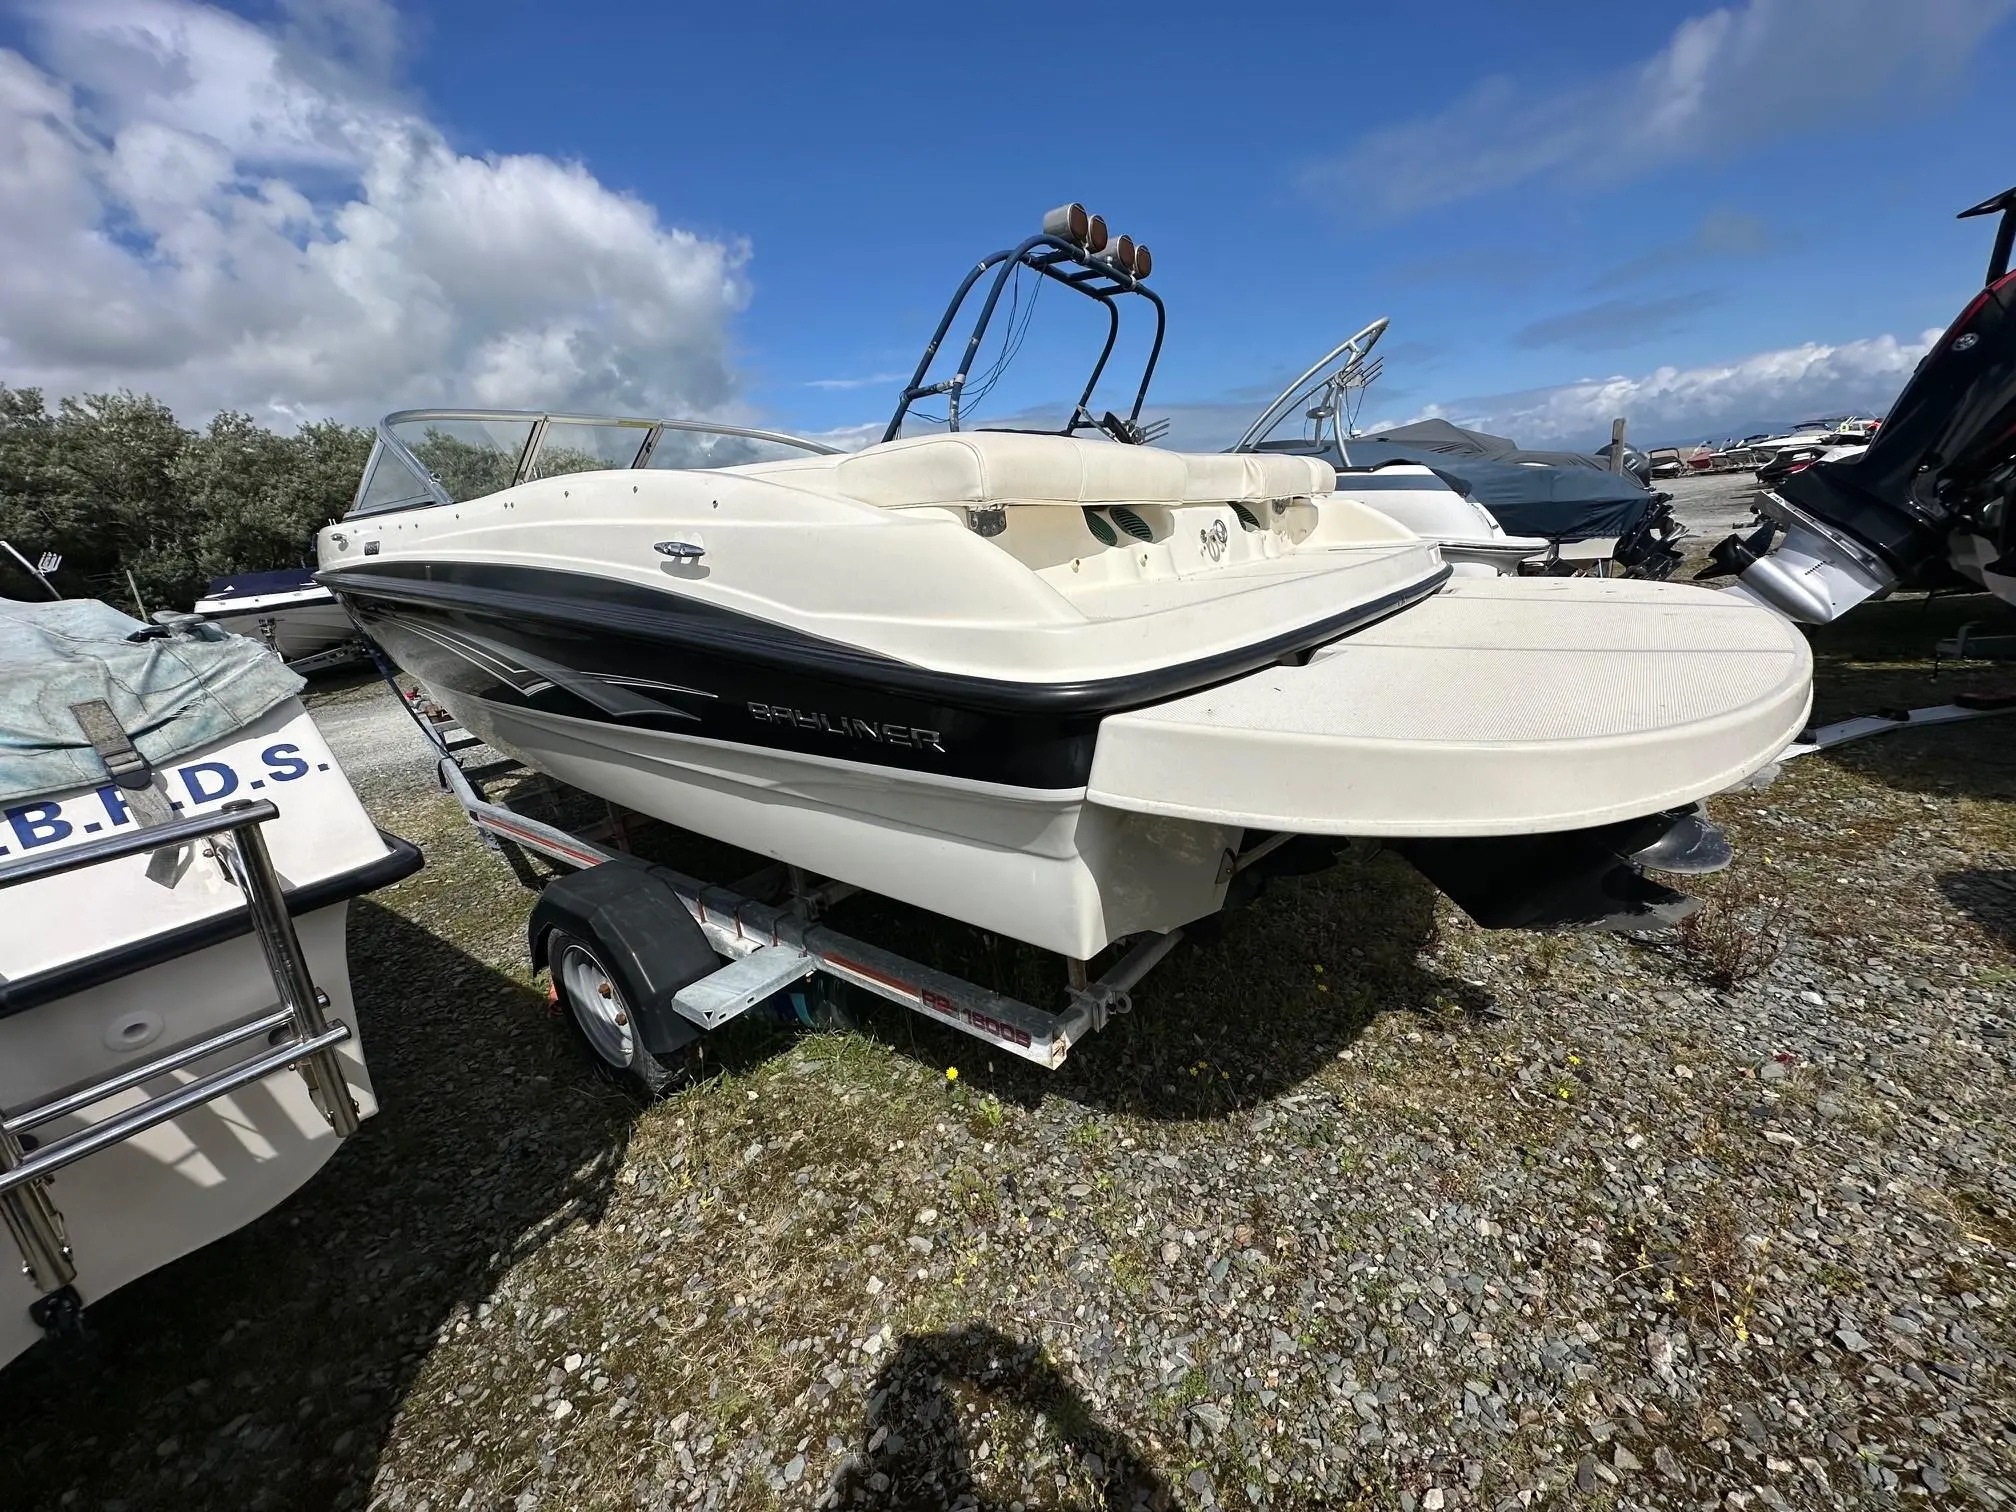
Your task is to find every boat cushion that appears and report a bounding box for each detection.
[732,433,1330,510]
[1178,451,1334,503]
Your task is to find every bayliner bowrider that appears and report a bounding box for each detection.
[1705,186,2016,622]
[0,592,419,1364]
[320,207,1810,962]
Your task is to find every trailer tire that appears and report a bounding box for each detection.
[529,858,722,1095]
[546,929,685,1095]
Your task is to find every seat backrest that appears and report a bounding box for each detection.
[728,432,1332,509]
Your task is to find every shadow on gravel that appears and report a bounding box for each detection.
[827,1323,1170,1510]
[0,900,641,1512]
[500,774,1492,1122]
[1763,591,2016,806]
[818,846,1493,1124]
[1937,869,2016,951]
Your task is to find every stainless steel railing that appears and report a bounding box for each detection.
[0,799,360,1304]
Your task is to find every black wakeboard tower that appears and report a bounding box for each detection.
[882,203,1167,445]
[1960,183,2016,287]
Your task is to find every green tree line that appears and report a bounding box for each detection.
[0,386,372,610]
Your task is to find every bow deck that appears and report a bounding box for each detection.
[1088,577,1811,835]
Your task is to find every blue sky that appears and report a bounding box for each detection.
[3,0,2013,447]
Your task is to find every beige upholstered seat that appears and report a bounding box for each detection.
[1176,451,1333,503]
[729,432,1331,510]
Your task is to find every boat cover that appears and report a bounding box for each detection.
[1341,446,1659,542]
[1349,418,1607,472]
[0,599,302,805]
[1088,577,1810,836]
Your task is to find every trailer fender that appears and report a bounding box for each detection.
[528,857,719,1057]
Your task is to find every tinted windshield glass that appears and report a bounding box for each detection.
[389,417,535,503]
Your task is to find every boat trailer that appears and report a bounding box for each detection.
[385,674,1193,1072]
[1779,688,2016,759]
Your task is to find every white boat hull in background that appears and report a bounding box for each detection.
[195,590,358,663]
[1328,465,1548,576]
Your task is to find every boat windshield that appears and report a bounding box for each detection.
[348,411,837,517]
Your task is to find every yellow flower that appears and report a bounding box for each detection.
[945,1067,959,1083]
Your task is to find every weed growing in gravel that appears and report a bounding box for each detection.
[1676,877,1796,988]
[1521,934,1568,981]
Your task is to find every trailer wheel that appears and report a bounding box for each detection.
[547,929,682,1095]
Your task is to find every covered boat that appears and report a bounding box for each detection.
[192,566,362,667]
[1233,322,1685,577]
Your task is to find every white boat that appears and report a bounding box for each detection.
[193,568,361,666]
[1225,321,1548,576]
[0,598,419,1365]
[1744,417,1881,455]
[319,209,1809,976]
[1229,320,1684,578]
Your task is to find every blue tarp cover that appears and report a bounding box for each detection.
[1341,445,1658,541]
[1252,419,1660,540]
[0,599,303,805]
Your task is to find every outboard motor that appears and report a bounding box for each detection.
[1704,185,2016,623]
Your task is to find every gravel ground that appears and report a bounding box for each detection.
[3,591,2014,1512]
[1660,472,1763,549]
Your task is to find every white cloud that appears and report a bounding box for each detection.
[804,371,907,392]
[798,420,888,452]
[1363,329,1940,448]
[0,0,747,425]
[1307,0,2016,218]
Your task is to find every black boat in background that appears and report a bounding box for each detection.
[1707,184,2016,622]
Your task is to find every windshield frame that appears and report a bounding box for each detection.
[348,410,841,518]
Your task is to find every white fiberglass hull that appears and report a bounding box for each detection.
[1330,467,1548,575]
[438,688,1239,961]
[433,577,1809,958]
[0,909,367,1366]
[0,703,404,1367]
[197,593,358,662]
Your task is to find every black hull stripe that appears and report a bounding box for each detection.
[319,561,1450,717]
[0,832,424,1019]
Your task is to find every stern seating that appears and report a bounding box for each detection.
[729,433,1333,510]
